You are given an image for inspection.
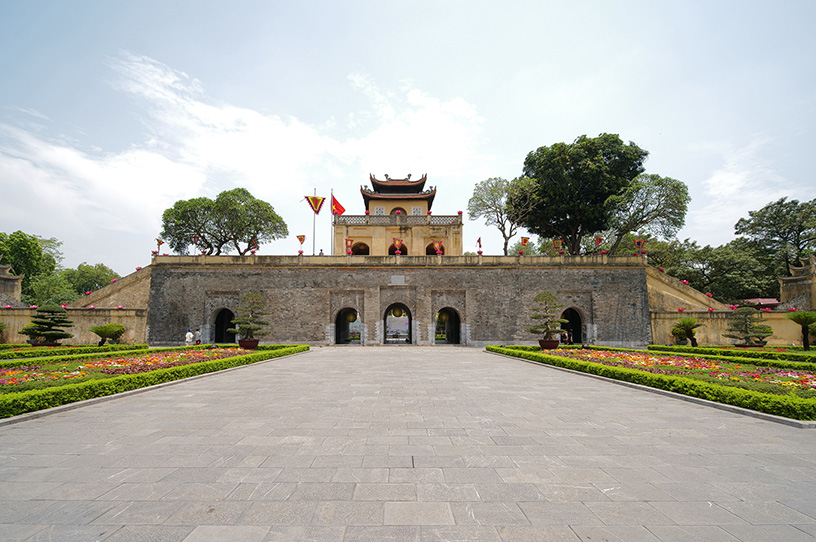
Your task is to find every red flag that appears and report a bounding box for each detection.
[392,238,403,250]
[305,196,325,214]
[345,238,354,251]
[594,236,603,247]
[433,241,443,253]
[553,239,563,249]
[297,235,306,245]
[331,195,345,215]
[634,239,645,250]
[521,237,529,247]
[476,237,482,248]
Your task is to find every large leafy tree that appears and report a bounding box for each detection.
[61,263,121,295]
[467,177,537,255]
[23,274,80,306]
[0,231,59,294]
[734,197,816,276]
[605,173,690,254]
[510,134,649,255]
[161,188,288,255]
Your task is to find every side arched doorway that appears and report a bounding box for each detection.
[384,303,411,344]
[435,307,460,344]
[214,308,236,343]
[561,308,582,344]
[336,308,361,344]
[351,243,370,255]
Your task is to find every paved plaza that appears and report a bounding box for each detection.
[1,346,816,541]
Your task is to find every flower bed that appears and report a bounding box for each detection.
[0,348,247,389]
[0,344,149,361]
[487,345,816,420]
[0,344,309,418]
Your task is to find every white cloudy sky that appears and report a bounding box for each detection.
[1,1,814,274]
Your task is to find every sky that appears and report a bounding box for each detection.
[1,1,815,275]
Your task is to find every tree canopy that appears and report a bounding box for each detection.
[734,197,816,276]
[510,134,649,254]
[0,231,59,291]
[61,262,121,295]
[161,188,288,255]
[604,173,690,254]
[467,177,537,255]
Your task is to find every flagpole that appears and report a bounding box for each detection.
[330,189,334,256]
[312,188,316,255]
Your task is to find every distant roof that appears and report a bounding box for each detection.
[742,298,780,306]
[360,186,437,211]
[369,173,428,193]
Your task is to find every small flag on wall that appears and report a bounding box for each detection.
[297,235,306,245]
[433,241,443,253]
[392,238,403,250]
[345,238,354,251]
[476,237,482,249]
[521,237,529,247]
[305,196,325,214]
[332,195,346,215]
[634,239,645,250]
[594,236,604,247]
[553,239,563,249]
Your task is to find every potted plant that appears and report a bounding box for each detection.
[722,307,773,347]
[89,323,126,346]
[670,326,688,345]
[525,290,568,350]
[227,293,270,349]
[671,317,703,347]
[18,305,74,346]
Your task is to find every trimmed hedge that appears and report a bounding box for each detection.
[0,344,149,361]
[487,345,816,421]
[0,344,309,418]
[649,344,816,363]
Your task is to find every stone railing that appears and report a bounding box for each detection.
[333,214,463,226]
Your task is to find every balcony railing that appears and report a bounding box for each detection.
[333,214,462,226]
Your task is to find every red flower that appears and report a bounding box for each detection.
[761,308,771,312]
[657,268,665,272]
[681,280,689,285]
[705,292,713,297]
[678,308,685,312]
[707,308,715,312]
[789,308,799,311]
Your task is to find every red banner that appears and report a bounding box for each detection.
[345,238,354,250]
[392,238,403,250]
[297,235,306,245]
[433,241,443,253]
[476,237,482,249]
[553,239,563,249]
[634,239,645,250]
[305,196,325,214]
[594,236,603,247]
[521,237,529,247]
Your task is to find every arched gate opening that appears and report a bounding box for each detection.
[561,308,582,344]
[384,303,411,344]
[336,308,361,344]
[214,308,236,343]
[435,307,460,344]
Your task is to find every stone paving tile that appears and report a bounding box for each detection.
[3,346,816,539]
[181,524,270,542]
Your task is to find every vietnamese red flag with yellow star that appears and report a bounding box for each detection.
[331,195,345,215]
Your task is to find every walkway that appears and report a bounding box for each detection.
[1,346,815,541]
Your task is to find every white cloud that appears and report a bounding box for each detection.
[680,138,798,246]
[0,53,491,271]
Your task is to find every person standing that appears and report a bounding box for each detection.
[185,329,194,346]
[194,329,201,345]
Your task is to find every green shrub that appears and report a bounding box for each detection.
[648,344,816,364]
[18,305,74,345]
[88,323,126,346]
[0,344,149,362]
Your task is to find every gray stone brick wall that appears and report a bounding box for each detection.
[146,255,652,347]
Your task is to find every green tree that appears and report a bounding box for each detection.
[89,323,126,346]
[510,134,648,255]
[61,263,121,295]
[18,305,74,345]
[605,173,690,254]
[671,317,703,347]
[525,291,568,340]
[161,188,288,255]
[787,311,816,351]
[0,231,59,294]
[23,274,80,306]
[734,197,816,276]
[722,307,773,345]
[227,293,271,341]
[467,177,537,255]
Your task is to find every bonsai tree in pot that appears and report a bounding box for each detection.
[18,304,74,346]
[722,307,773,347]
[227,292,270,349]
[525,290,568,350]
[786,311,816,351]
[671,317,703,347]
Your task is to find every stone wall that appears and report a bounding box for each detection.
[0,308,147,345]
[145,254,653,347]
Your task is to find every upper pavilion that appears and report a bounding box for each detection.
[332,173,463,256]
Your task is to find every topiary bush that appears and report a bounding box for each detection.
[723,307,773,346]
[18,305,74,345]
[89,323,126,346]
